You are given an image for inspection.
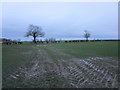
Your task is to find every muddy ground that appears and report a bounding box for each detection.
[3,45,118,88]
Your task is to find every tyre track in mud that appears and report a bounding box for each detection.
[67,59,118,88]
[43,46,118,88]
[8,46,67,88]
[8,45,118,88]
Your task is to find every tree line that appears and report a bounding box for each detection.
[25,24,91,43]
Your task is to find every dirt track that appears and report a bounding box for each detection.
[8,46,118,88]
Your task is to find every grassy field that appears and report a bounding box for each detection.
[2,41,119,88]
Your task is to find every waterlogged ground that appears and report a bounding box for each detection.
[2,42,118,88]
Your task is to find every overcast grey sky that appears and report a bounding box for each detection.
[2,2,118,41]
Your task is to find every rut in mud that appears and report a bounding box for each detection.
[6,46,118,88]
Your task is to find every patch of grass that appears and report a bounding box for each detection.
[45,41,118,58]
[2,44,36,84]
[2,41,119,88]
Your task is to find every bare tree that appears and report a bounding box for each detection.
[25,24,45,43]
[84,30,90,41]
[49,38,56,43]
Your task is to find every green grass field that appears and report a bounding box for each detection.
[2,41,119,88]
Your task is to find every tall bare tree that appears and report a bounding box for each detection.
[25,24,45,43]
[84,30,90,41]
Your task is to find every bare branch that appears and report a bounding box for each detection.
[84,30,91,41]
[25,24,45,43]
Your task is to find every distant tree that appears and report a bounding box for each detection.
[45,38,49,43]
[39,39,43,43]
[49,38,56,43]
[40,39,42,42]
[84,30,90,42]
[25,24,45,43]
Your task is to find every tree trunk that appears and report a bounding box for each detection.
[86,38,88,42]
[33,33,36,43]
